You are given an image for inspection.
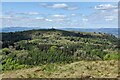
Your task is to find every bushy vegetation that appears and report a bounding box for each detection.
[104,53,120,60]
[0,29,119,71]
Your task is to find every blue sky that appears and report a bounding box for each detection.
[1,2,118,28]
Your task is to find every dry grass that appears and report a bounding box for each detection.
[1,60,118,78]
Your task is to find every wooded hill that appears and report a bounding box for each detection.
[0,29,119,71]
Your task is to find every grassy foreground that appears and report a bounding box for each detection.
[1,60,118,78]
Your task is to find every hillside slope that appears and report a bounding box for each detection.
[2,60,118,78]
[0,29,119,78]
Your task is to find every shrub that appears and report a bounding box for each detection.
[104,53,119,60]
[49,46,58,53]
[2,48,11,55]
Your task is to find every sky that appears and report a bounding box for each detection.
[1,2,118,28]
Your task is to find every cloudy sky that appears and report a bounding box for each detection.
[1,2,118,28]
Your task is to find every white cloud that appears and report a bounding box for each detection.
[104,16,115,21]
[52,14,67,18]
[95,4,117,10]
[105,18,113,21]
[82,18,88,22]
[104,16,115,19]
[0,15,13,19]
[66,7,78,10]
[50,4,68,9]
[71,14,76,16]
[45,19,53,22]
[35,17,44,20]
[17,12,39,15]
[41,3,78,10]
[86,9,117,28]
[3,16,12,19]
[53,19,65,22]
[27,12,39,15]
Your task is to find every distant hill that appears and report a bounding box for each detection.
[61,28,118,37]
[1,27,38,32]
[1,27,118,37]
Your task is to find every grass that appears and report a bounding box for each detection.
[1,60,118,78]
[0,64,2,73]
